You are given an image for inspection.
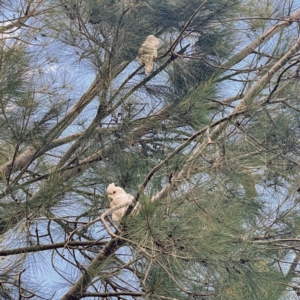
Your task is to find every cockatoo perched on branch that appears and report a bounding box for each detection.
[137,35,159,74]
[106,183,134,221]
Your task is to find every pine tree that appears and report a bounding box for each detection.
[1,0,300,299]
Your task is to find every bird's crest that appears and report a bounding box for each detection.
[107,182,126,197]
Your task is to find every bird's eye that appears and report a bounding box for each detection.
[113,191,116,194]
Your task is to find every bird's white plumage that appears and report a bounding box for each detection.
[106,183,134,221]
[137,35,159,74]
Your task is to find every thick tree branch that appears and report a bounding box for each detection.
[0,240,106,256]
[60,238,125,300]
[0,133,82,179]
[222,8,300,70]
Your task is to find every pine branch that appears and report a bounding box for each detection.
[148,32,300,203]
[221,8,300,70]
[0,241,107,256]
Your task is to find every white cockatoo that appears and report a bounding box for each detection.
[106,183,134,221]
[137,35,159,74]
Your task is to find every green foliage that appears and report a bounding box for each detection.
[86,0,239,66]
[1,0,300,299]
[126,187,284,299]
[0,46,29,97]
